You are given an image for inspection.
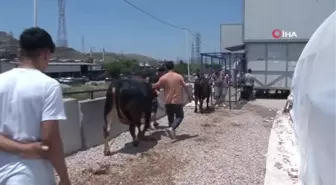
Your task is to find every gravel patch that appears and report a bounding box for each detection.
[62,102,276,185]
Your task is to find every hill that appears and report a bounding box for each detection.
[53,47,157,63]
[0,31,157,62]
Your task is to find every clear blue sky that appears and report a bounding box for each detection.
[0,0,242,60]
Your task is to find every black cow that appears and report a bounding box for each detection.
[103,77,153,156]
[194,74,212,113]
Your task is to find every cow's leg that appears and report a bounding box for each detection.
[151,112,159,129]
[142,111,151,132]
[103,121,113,156]
[151,99,159,128]
[137,122,147,141]
[145,110,152,132]
[194,96,198,113]
[199,99,204,113]
[103,110,114,156]
[140,110,156,141]
[139,110,151,139]
[129,124,139,147]
[206,96,210,110]
[137,123,144,140]
[103,122,112,156]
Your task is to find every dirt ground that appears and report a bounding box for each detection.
[64,100,284,185]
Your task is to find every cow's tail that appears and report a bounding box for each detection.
[103,83,115,138]
[115,83,121,122]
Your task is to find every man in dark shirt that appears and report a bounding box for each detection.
[242,69,255,100]
[213,70,224,106]
[148,67,165,128]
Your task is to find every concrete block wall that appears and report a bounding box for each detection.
[60,99,82,155]
[59,85,193,155]
[79,97,109,149]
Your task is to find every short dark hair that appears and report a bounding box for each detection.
[19,27,55,58]
[165,61,174,70]
[247,69,252,73]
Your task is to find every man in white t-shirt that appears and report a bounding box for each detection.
[0,28,70,185]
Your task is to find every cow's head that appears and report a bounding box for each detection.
[199,76,211,93]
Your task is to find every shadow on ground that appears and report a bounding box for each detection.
[233,100,248,110]
[114,131,164,155]
[194,106,215,114]
[172,134,199,143]
[255,92,288,99]
[112,130,199,155]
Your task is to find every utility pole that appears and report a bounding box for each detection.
[185,30,190,81]
[89,47,92,58]
[33,0,38,26]
[57,0,68,47]
[81,36,85,53]
[102,47,105,62]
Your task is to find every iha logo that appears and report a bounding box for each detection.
[272,29,297,39]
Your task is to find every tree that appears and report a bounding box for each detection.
[104,61,125,78]
[104,59,144,78]
[122,60,137,68]
[175,62,188,75]
[190,63,201,74]
[121,67,132,76]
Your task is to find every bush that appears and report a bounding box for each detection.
[104,60,140,77]
[103,60,223,77]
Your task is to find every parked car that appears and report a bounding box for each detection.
[60,77,75,84]
[105,77,113,82]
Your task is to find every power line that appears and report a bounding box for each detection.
[123,0,218,62]
[123,0,215,53]
[123,0,188,31]
[123,0,200,38]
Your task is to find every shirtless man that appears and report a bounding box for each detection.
[153,61,193,139]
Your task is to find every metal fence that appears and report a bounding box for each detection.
[62,85,241,105]
[199,52,244,109]
[63,89,108,100]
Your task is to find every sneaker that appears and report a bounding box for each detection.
[167,127,176,139]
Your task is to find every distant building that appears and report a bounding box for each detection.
[0,58,104,78]
[220,0,335,90]
[138,62,151,68]
[0,31,9,37]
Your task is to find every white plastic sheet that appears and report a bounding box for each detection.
[290,11,335,185]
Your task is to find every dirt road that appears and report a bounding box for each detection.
[64,100,282,185]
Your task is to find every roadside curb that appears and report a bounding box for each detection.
[264,111,299,185]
